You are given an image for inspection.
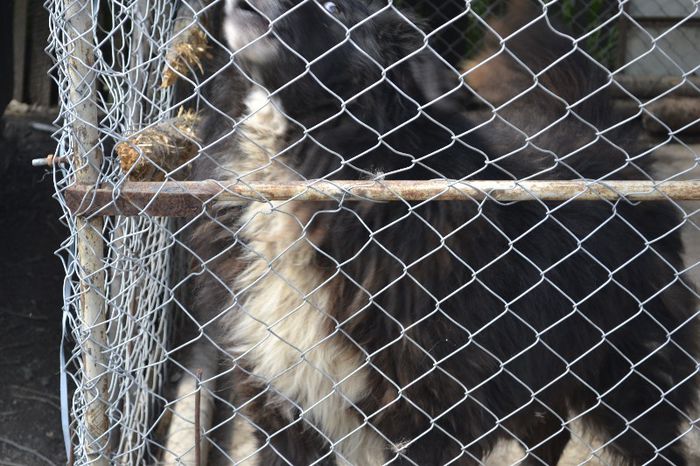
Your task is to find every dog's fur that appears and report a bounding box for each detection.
[186,0,699,464]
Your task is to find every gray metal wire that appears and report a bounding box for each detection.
[46,0,700,464]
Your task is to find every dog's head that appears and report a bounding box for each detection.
[223,0,464,109]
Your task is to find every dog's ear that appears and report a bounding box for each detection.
[372,9,471,110]
[402,50,472,111]
[409,52,462,102]
[374,10,424,64]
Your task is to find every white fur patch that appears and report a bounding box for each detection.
[223,0,242,49]
[217,90,388,465]
[228,415,261,465]
[223,0,277,65]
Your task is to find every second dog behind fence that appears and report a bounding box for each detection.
[180,0,700,464]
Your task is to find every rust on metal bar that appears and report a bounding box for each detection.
[65,179,700,217]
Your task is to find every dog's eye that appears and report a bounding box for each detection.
[323,1,341,15]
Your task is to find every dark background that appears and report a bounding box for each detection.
[0,1,66,464]
[0,0,697,464]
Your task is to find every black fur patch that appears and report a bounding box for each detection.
[188,0,699,464]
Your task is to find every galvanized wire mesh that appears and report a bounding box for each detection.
[49,0,179,463]
[47,0,700,464]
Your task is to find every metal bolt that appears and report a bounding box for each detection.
[31,154,67,167]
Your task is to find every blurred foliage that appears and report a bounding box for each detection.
[397,0,621,67]
[556,0,620,66]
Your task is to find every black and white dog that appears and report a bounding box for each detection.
[186,0,699,464]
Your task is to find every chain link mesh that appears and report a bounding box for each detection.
[46,0,700,464]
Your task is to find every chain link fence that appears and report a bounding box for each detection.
[46,0,700,464]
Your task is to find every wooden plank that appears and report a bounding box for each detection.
[27,0,53,107]
[628,0,698,19]
[0,2,13,113]
[12,0,28,102]
[622,19,700,78]
[610,75,700,99]
[615,1,631,69]
[64,180,700,217]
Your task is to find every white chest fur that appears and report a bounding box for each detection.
[217,89,387,465]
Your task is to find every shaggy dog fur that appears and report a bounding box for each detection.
[185,0,699,464]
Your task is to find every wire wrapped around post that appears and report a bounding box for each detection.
[64,0,109,464]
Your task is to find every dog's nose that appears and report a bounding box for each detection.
[224,0,238,15]
[226,0,258,13]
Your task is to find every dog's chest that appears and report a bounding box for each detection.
[213,91,387,462]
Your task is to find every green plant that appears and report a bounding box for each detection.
[460,0,620,66]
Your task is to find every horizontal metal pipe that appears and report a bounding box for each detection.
[64,180,700,217]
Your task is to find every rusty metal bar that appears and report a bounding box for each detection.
[64,0,110,464]
[64,180,700,217]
